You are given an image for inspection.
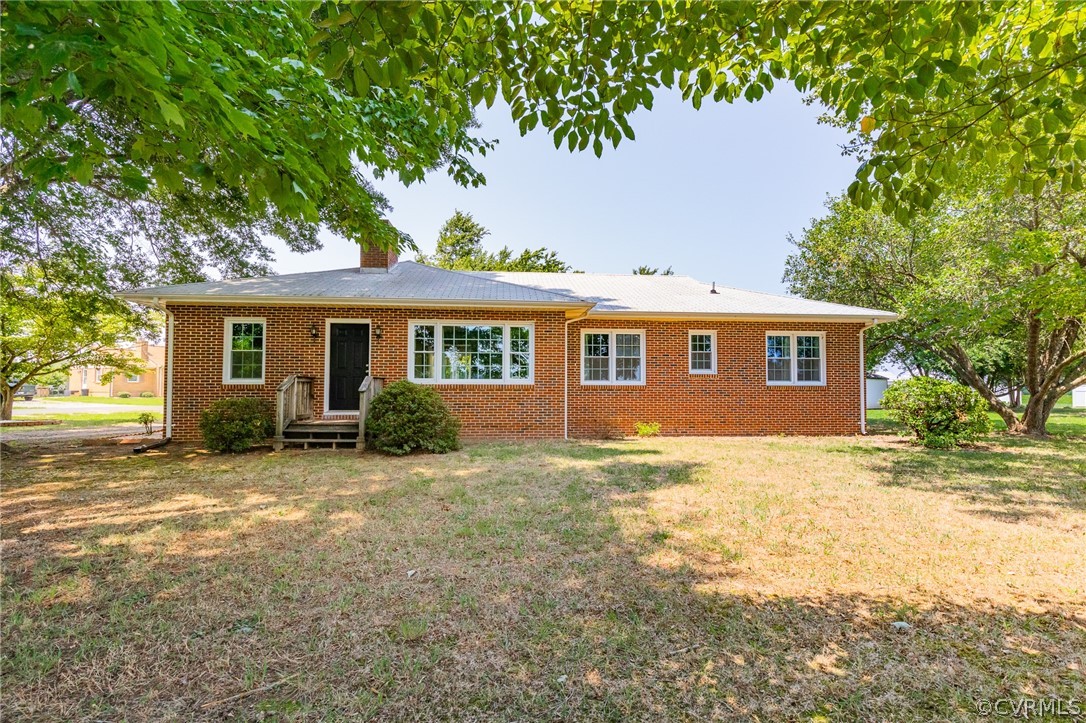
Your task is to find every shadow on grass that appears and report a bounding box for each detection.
[1,442,1082,720]
[861,440,1086,521]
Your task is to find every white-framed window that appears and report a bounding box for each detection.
[94,367,103,384]
[126,373,141,383]
[688,330,716,374]
[766,331,825,386]
[408,322,533,384]
[582,329,646,385]
[223,318,266,384]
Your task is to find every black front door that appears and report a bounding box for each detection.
[328,323,370,411]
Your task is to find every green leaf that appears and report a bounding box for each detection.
[154,94,185,128]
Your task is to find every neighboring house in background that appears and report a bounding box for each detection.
[865,373,890,409]
[121,247,897,442]
[68,341,165,397]
[1073,385,1086,408]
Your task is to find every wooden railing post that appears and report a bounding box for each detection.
[274,374,314,451]
[357,376,371,451]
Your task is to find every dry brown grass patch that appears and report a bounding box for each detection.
[2,435,1084,720]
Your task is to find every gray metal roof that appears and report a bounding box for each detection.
[121,261,590,308]
[122,261,897,320]
[466,271,898,320]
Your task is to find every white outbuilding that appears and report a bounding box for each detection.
[1073,385,1086,408]
[866,374,890,409]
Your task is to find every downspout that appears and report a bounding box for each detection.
[164,306,174,439]
[149,297,174,440]
[859,319,880,435]
[564,310,591,440]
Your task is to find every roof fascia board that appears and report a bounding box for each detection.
[120,293,594,311]
[583,310,899,322]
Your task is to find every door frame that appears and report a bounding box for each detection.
[323,318,372,415]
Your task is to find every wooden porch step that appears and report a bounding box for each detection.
[273,436,360,450]
[285,422,360,434]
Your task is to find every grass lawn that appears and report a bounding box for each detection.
[11,411,162,428]
[868,392,1086,436]
[36,396,163,406]
[10,396,163,429]
[2,434,1084,720]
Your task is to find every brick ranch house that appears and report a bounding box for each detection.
[121,247,896,444]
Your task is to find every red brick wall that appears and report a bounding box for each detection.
[164,304,865,441]
[359,247,398,270]
[567,318,864,438]
[164,304,565,441]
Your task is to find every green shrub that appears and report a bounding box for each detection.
[881,377,992,449]
[139,391,155,398]
[118,392,131,398]
[136,412,156,434]
[634,421,662,437]
[365,381,460,455]
[198,398,274,453]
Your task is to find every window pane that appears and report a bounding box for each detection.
[767,335,791,382]
[797,358,821,382]
[796,335,821,382]
[584,333,610,381]
[509,326,531,380]
[584,333,609,358]
[413,326,435,379]
[766,335,790,359]
[441,325,504,381]
[615,333,640,358]
[767,359,791,382]
[616,333,642,381]
[584,357,609,381]
[690,334,713,371]
[616,356,642,381]
[229,323,264,379]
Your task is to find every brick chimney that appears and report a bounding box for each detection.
[359,244,398,273]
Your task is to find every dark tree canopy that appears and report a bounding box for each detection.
[4,1,1083,285]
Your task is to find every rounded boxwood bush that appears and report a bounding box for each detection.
[881,376,992,449]
[118,392,131,398]
[198,398,274,453]
[139,391,155,398]
[366,381,461,455]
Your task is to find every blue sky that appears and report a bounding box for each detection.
[269,87,857,294]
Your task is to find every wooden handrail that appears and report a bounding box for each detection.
[357,375,384,450]
[274,374,314,446]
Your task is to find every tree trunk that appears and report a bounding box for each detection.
[1,387,13,421]
[1019,394,1057,436]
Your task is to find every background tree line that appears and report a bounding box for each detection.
[785,170,1086,435]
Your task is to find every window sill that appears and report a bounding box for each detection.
[409,379,534,386]
[766,381,826,387]
[223,379,265,386]
[689,370,717,376]
[581,381,647,387]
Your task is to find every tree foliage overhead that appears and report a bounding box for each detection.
[4,1,1084,286]
[421,210,572,272]
[785,173,1086,435]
